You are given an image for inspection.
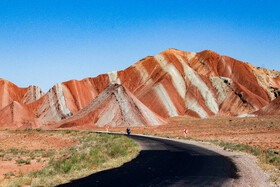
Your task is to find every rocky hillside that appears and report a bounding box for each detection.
[51,83,166,129]
[0,49,279,128]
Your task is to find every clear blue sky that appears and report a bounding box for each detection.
[0,0,279,92]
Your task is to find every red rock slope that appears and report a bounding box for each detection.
[0,101,41,129]
[26,49,279,121]
[26,76,110,121]
[1,49,280,129]
[116,49,279,117]
[51,83,166,129]
[253,97,280,116]
[0,79,44,110]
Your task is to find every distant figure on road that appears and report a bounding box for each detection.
[126,128,131,135]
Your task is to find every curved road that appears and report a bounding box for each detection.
[59,134,240,187]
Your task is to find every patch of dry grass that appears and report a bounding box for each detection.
[0,130,140,186]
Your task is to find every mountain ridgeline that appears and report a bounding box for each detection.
[0,49,280,129]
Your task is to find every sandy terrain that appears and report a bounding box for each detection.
[0,130,77,181]
[103,115,280,151]
[0,115,278,185]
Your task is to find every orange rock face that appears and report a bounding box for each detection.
[52,83,166,129]
[253,97,280,116]
[0,101,41,129]
[0,79,44,109]
[0,49,279,129]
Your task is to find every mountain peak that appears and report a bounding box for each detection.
[56,82,166,129]
[1,48,280,129]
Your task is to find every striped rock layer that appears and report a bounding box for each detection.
[51,83,166,129]
[0,49,280,128]
[0,101,41,129]
[36,49,277,120]
[253,97,280,116]
[0,79,44,109]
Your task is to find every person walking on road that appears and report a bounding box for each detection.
[126,128,131,135]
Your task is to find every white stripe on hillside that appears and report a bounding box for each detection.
[153,83,178,117]
[185,97,208,118]
[48,91,60,121]
[27,86,42,103]
[132,63,149,83]
[187,52,196,61]
[176,55,219,114]
[115,86,140,125]
[35,86,42,100]
[30,86,34,103]
[210,77,231,102]
[155,54,186,99]
[86,78,98,98]
[56,83,72,117]
[108,71,120,84]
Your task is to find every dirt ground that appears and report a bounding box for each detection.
[1,115,279,183]
[104,115,280,151]
[0,130,77,182]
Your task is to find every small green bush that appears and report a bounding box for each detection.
[4,172,15,179]
[16,158,31,165]
[2,132,139,187]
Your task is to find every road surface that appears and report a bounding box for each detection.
[59,134,242,187]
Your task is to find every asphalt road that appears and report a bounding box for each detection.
[59,134,239,187]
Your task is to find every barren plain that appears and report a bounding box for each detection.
[106,116,280,150]
[0,130,77,182]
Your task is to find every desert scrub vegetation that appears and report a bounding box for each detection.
[0,130,140,187]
